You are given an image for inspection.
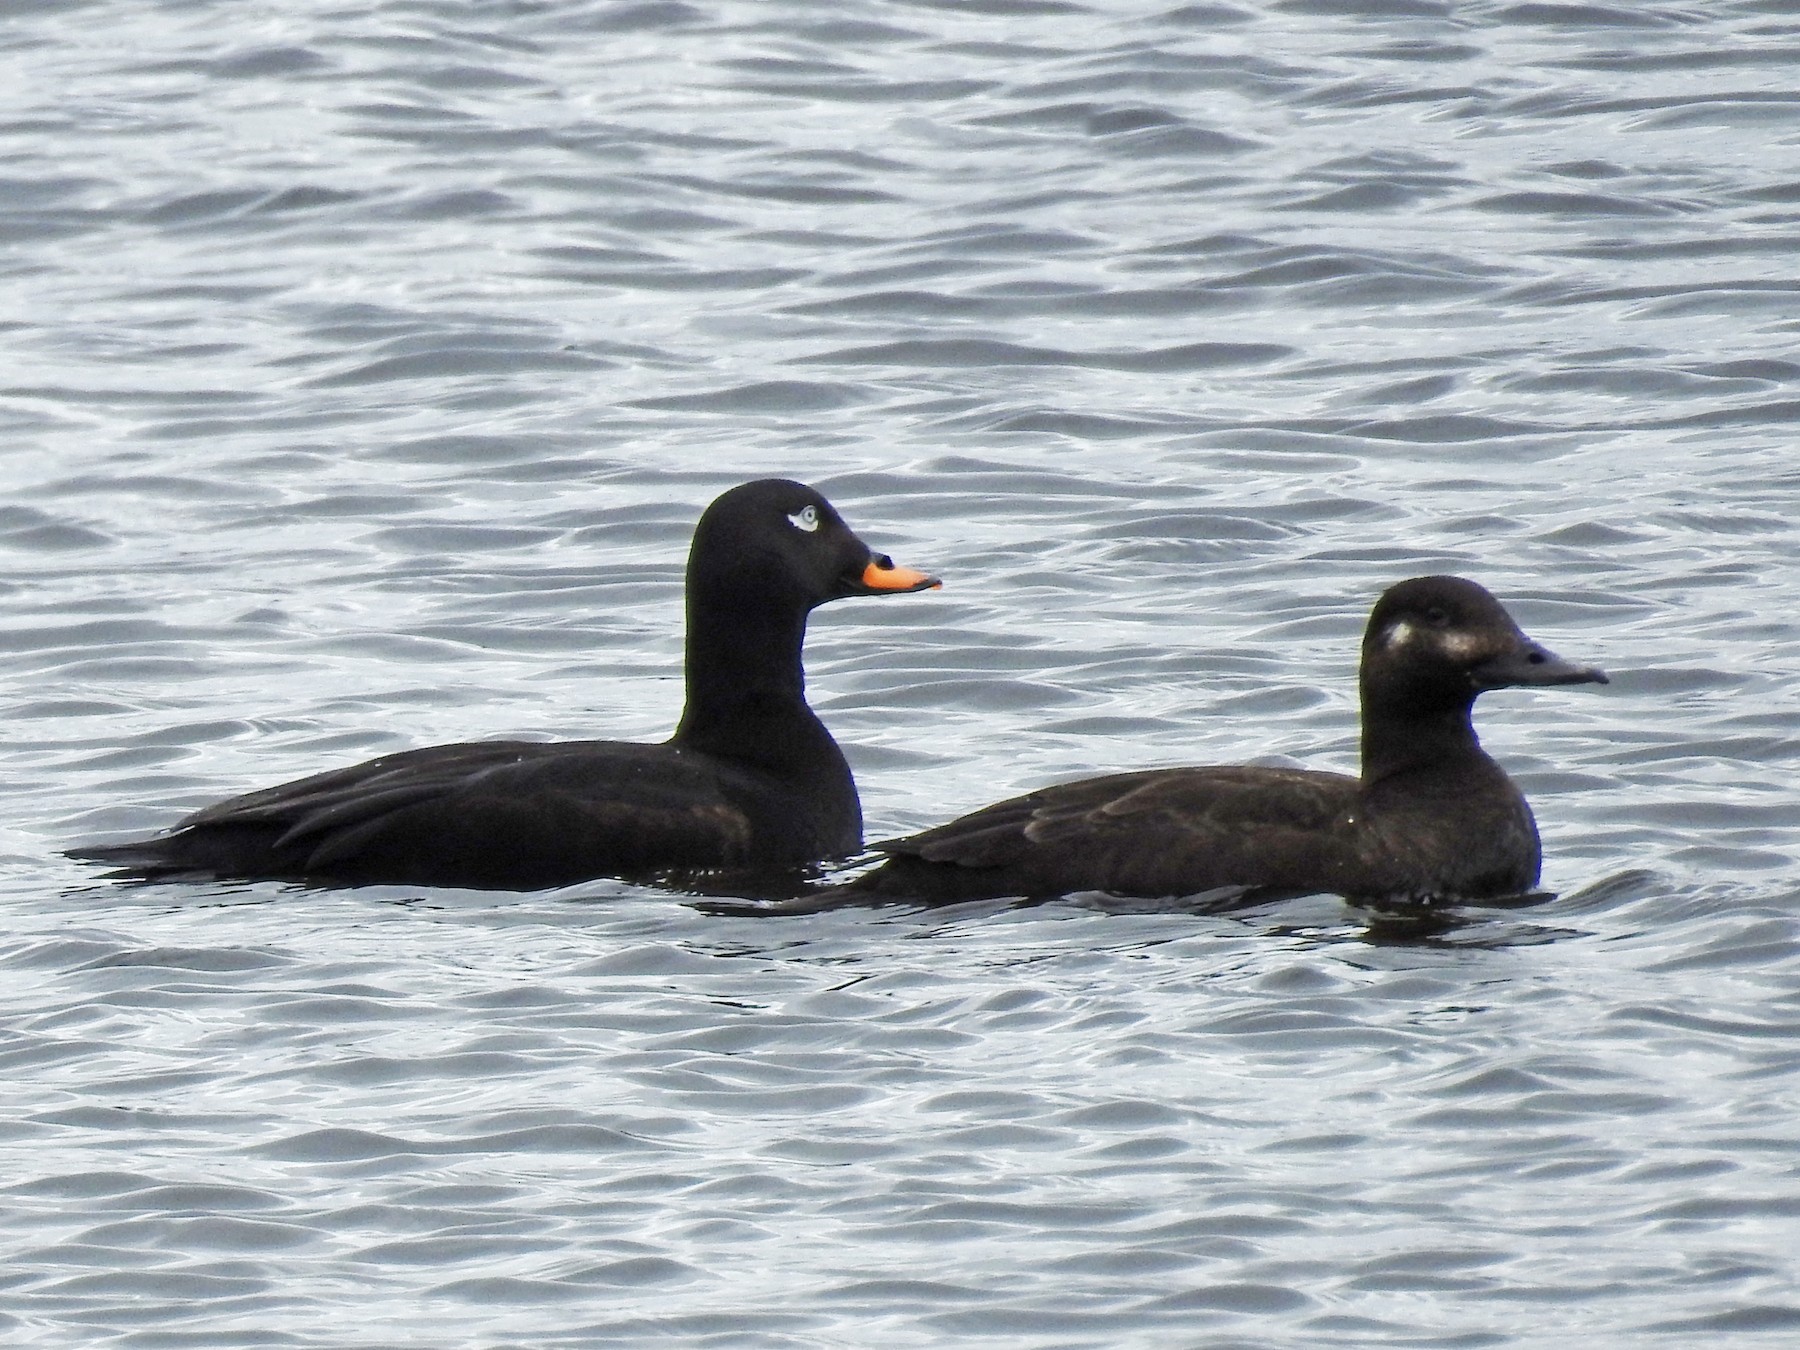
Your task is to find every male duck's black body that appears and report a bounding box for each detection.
[74,479,938,890]
[858,576,1605,907]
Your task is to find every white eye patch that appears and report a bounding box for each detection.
[787,505,820,533]
[1383,620,1417,650]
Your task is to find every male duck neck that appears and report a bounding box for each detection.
[671,598,835,772]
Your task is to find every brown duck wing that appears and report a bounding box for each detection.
[874,765,1363,901]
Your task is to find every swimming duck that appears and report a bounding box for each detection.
[73,479,939,890]
[855,576,1604,907]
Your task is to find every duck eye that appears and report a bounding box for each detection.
[787,505,820,533]
[1424,606,1450,628]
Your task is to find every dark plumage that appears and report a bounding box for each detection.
[856,576,1605,907]
[72,479,939,890]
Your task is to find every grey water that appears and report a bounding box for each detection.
[3,0,1799,1345]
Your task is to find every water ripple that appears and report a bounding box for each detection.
[4,0,1800,1345]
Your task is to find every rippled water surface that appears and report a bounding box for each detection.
[4,1,1800,1346]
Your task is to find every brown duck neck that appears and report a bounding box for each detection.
[1358,694,1487,787]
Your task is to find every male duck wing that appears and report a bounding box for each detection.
[117,741,757,887]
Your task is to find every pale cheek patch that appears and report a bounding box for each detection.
[1438,631,1487,661]
[1383,621,1487,662]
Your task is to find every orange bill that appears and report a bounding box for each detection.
[860,559,941,593]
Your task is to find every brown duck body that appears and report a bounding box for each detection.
[858,576,1605,907]
[73,479,938,891]
[873,758,1542,905]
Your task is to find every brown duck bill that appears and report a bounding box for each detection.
[1473,639,1609,690]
